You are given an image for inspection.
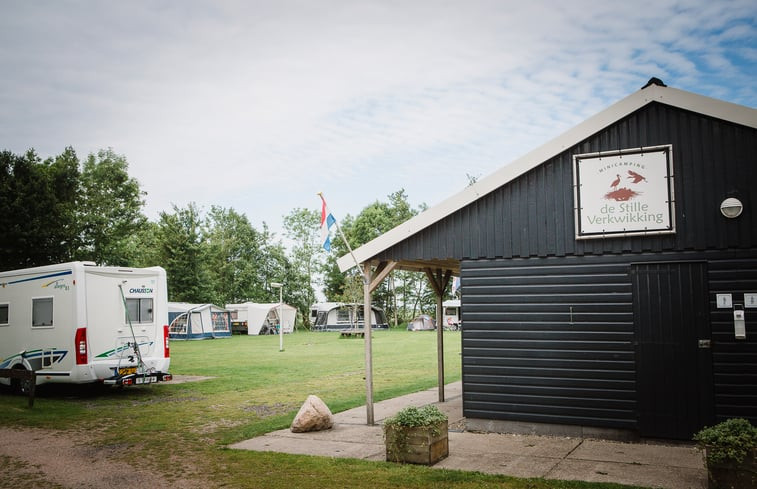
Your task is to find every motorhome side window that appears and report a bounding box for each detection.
[125,298,154,323]
[32,297,53,327]
[0,303,8,325]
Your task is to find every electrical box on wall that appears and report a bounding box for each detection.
[734,305,746,340]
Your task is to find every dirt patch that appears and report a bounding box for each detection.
[241,402,295,417]
[169,375,215,384]
[0,427,205,489]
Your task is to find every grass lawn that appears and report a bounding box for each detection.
[0,330,645,488]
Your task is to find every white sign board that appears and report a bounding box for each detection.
[574,146,675,239]
[716,293,733,309]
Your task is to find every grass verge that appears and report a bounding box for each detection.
[0,330,646,488]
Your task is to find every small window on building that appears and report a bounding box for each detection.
[0,303,9,325]
[125,298,154,323]
[32,297,53,327]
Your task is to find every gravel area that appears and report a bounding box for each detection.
[0,427,204,489]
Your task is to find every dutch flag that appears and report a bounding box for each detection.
[320,194,336,252]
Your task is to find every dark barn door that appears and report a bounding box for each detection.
[632,262,713,439]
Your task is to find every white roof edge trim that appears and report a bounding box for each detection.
[337,84,757,272]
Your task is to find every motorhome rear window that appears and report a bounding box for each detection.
[125,298,153,323]
[32,297,53,327]
[0,303,8,325]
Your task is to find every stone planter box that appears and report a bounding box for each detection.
[384,420,448,465]
[706,448,757,489]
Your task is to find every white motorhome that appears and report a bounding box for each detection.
[0,262,172,390]
[442,299,461,330]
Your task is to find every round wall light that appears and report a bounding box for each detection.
[720,197,743,218]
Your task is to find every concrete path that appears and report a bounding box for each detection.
[230,382,707,489]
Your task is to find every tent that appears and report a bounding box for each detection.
[225,302,297,335]
[407,314,436,331]
[168,303,232,340]
[309,302,389,331]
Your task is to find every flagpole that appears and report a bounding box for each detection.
[318,192,362,276]
[318,192,375,425]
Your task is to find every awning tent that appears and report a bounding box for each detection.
[225,302,297,335]
[168,303,232,340]
[310,302,388,331]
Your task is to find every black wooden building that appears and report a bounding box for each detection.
[337,80,757,440]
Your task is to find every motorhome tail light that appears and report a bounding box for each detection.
[75,327,88,365]
[163,325,170,358]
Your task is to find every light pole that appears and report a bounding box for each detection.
[271,282,284,352]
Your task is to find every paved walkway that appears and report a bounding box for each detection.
[230,382,707,489]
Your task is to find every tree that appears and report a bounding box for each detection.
[121,221,162,268]
[157,203,212,302]
[75,148,146,265]
[204,206,269,305]
[321,189,428,322]
[0,148,80,270]
[283,208,322,327]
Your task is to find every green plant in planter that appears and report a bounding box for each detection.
[694,418,757,465]
[383,405,448,464]
[694,418,757,489]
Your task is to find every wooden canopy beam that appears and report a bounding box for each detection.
[369,261,397,293]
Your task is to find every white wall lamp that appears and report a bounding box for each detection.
[720,197,743,219]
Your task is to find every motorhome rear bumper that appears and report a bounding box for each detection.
[103,371,172,386]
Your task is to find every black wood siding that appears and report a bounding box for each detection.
[371,100,757,435]
[461,252,757,431]
[377,103,757,262]
[462,255,637,429]
[710,256,757,422]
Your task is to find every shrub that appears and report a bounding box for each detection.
[693,418,757,465]
[384,405,448,429]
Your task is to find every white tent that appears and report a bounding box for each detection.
[168,303,232,340]
[225,302,297,335]
[408,314,436,331]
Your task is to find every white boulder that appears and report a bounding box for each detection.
[290,395,334,433]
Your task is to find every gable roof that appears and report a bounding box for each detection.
[337,82,757,272]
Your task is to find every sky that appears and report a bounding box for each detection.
[1,1,755,242]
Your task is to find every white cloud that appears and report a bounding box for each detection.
[0,0,754,237]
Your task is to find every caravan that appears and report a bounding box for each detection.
[0,262,172,390]
[442,299,461,330]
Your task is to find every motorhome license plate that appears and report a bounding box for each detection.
[118,367,137,376]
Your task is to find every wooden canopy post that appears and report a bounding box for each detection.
[363,262,374,425]
[425,267,452,402]
[362,260,398,425]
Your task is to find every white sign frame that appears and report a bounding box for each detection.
[573,145,675,239]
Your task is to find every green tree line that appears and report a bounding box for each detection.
[1,147,442,327]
